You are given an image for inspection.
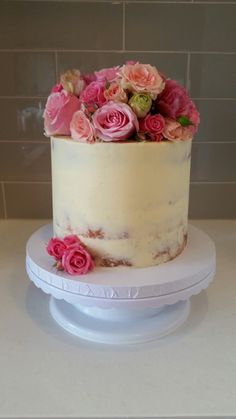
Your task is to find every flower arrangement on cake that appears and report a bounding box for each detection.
[44,61,199,275]
[44,61,199,143]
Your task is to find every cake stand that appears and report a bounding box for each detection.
[26,224,216,344]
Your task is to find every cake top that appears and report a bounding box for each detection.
[43,61,199,144]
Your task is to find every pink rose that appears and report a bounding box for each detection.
[157,80,190,116]
[157,80,200,134]
[93,102,139,142]
[104,80,128,103]
[82,72,96,86]
[60,69,85,96]
[121,63,165,99]
[63,234,81,246]
[62,245,94,275]
[139,113,165,141]
[125,60,137,65]
[46,238,67,260]
[70,110,95,143]
[46,234,81,260]
[80,81,106,109]
[43,90,80,137]
[163,118,192,142]
[95,66,120,82]
[51,83,63,93]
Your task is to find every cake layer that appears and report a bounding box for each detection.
[51,137,191,267]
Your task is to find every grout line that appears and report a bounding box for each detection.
[0,49,235,54]
[0,139,235,144]
[192,97,236,101]
[186,53,191,91]
[0,96,47,100]
[126,0,192,2]
[54,51,59,81]
[126,1,236,3]
[191,1,236,3]
[10,0,236,2]
[123,50,236,54]
[3,181,51,185]
[0,140,48,144]
[122,1,126,51]
[1,182,7,218]
[2,180,236,186]
[190,181,236,184]
[194,141,236,144]
[0,96,236,101]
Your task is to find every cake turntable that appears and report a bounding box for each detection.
[26,224,215,344]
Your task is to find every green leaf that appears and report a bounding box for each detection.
[134,133,141,141]
[134,132,146,142]
[177,115,194,127]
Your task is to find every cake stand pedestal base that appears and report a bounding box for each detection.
[50,297,190,344]
[26,224,216,345]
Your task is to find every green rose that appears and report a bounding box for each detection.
[129,93,152,118]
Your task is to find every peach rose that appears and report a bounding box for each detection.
[163,118,192,142]
[187,102,200,134]
[121,63,165,99]
[43,90,80,137]
[70,110,95,143]
[104,80,128,103]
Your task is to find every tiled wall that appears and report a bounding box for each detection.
[0,0,235,219]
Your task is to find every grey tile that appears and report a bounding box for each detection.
[0,1,122,50]
[126,4,236,52]
[194,100,236,142]
[0,52,55,97]
[190,54,236,98]
[189,183,236,219]
[0,142,51,182]
[58,51,188,86]
[58,52,124,77]
[191,143,236,182]
[5,182,52,218]
[0,184,5,218]
[0,99,46,140]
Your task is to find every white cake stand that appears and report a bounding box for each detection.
[26,224,216,344]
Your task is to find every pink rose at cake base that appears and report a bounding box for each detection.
[43,62,200,275]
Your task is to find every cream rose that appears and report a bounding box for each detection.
[60,69,85,96]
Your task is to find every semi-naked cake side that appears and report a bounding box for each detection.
[51,136,191,268]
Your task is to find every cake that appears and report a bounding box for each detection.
[44,63,199,275]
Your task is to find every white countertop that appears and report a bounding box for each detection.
[0,219,236,419]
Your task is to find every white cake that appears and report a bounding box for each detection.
[51,136,191,267]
